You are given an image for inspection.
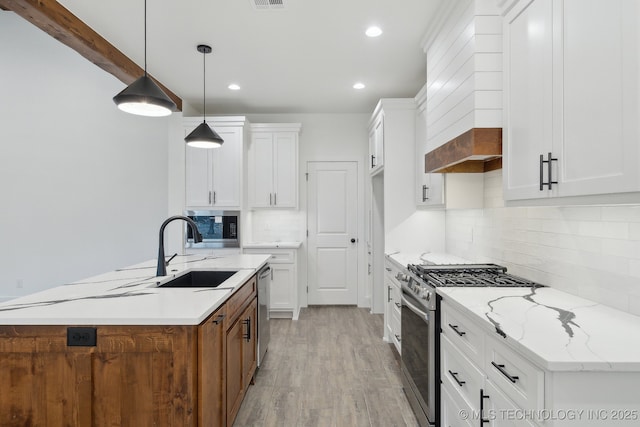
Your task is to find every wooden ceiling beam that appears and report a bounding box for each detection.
[0,0,182,111]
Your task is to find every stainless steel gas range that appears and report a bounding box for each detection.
[399,262,541,427]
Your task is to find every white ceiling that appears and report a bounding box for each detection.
[58,0,444,115]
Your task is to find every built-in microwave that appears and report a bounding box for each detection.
[184,210,240,248]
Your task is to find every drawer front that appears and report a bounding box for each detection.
[244,248,294,264]
[485,335,544,412]
[226,275,257,326]
[441,379,475,427]
[442,300,485,367]
[390,307,401,351]
[441,335,485,412]
[484,380,537,427]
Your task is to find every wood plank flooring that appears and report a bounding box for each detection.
[233,306,418,427]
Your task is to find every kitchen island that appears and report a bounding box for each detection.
[0,253,269,427]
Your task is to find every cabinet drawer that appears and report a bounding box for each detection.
[390,307,401,350]
[441,300,484,367]
[244,249,294,264]
[441,379,475,427]
[485,335,544,413]
[226,275,257,326]
[441,335,485,412]
[484,379,537,427]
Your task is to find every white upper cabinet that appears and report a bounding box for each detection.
[248,124,301,209]
[503,0,640,202]
[185,117,246,209]
[415,88,444,208]
[369,112,384,175]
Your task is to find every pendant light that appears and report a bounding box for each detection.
[113,0,176,117]
[185,45,224,148]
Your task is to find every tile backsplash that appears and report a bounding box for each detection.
[245,210,304,243]
[446,170,640,315]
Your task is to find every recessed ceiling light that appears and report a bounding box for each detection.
[353,82,365,90]
[228,84,241,90]
[365,26,383,37]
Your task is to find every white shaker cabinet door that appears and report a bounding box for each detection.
[503,0,554,201]
[557,0,640,197]
[272,133,298,208]
[270,263,295,311]
[185,146,213,207]
[248,133,275,208]
[210,127,242,208]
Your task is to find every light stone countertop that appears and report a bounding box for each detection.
[386,250,640,372]
[439,286,640,372]
[0,254,269,326]
[243,241,302,249]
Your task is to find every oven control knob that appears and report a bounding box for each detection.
[422,291,431,301]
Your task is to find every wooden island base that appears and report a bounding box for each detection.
[0,275,257,427]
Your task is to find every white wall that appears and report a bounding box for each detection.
[0,12,171,301]
[243,113,370,308]
[446,170,640,316]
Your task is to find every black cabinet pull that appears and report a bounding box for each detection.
[212,314,226,325]
[491,361,519,383]
[422,185,429,201]
[480,389,490,425]
[243,318,251,342]
[539,152,558,190]
[448,370,466,387]
[371,154,376,168]
[395,302,401,309]
[387,286,392,302]
[394,334,401,342]
[448,323,466,337]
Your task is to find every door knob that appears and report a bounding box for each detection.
[350,238,356,243]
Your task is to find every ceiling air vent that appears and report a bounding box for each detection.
[251,0,285,10]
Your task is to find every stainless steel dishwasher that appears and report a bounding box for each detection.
[257,265,271,367]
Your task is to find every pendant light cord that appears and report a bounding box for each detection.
[202,48,207,123]
[144,0,148,75]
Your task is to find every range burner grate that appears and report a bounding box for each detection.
[408,263,541,288]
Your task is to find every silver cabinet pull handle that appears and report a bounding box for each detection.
[208,191,212,204]
[274,193,277,205]
[213,191,216,204]
[269,193,273,205]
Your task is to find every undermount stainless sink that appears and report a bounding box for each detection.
[158,270,236,288]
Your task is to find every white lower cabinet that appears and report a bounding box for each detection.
[243,248,298,319]
[441,301,540,427]
[441,299,640,426]
[384,258,403,354]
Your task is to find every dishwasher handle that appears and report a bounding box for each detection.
[258,266,271,280]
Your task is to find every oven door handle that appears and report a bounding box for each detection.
[401,294,430,322]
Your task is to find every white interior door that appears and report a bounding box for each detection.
[307,161,358,305]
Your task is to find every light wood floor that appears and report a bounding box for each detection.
[233,306,418,427]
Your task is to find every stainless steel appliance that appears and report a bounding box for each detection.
[400,262,542,427]
[184,210,239,248]
[257,265,271,367]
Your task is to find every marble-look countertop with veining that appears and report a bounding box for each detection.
[439,286,640,372]
[0,254,269,326]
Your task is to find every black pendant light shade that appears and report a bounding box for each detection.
[185,44,223,148]
[113,0,176,117]
[185,121,224,148]
[113,75,176,117]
